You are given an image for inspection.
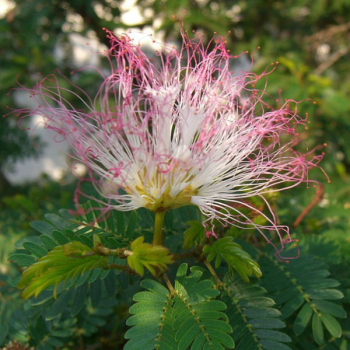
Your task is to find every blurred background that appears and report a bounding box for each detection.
[1,0,350,322]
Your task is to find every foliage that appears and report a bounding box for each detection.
[203,237,262,282]
[1,0,350,349]
[127,236,173,277]
[125,263,235,350]
[220,277,292,350]
[259,254,346,345]
[0,201,347,349]
[16,241,109,299]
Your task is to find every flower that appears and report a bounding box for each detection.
[12,28,326,257]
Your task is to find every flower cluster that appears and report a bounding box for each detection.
[12,29,326,257]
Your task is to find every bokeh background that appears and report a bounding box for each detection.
[1,0,350,348]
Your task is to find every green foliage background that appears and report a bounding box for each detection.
[1,0,349,349]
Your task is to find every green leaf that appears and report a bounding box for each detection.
[45,289,74,320]
[30,221,57,235]
[280,294,305,319]
[307,289,344,300]
[44,213,70,230]
[260,340,292,350]
[116,211,125,235]
[320,312,342,338]
[259,254,344,345]
[203,237,261,282]
[126,211,137,238]
[23,242,48,258]
[173,264,234,350]
[254,330,291,342]
[52,230,70,244]
[124,279,171,350]
[183,220,206,249]
[104,270,117,297]
[17,241,108,299]
[40,235,59,250]
[125,264,234,350]
[293,303,313,335]
[71,283,87,316]
[312,300,347,318]
[8,253,36,267]
[312,313,324,345]
[90,278,102,308]
[221,277,291,350]
[0,324,8,346]
[127,236,173,276]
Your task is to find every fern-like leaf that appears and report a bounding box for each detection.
[17,241,108,299]
[203,237,262,282]
[125,264,234,350]
[220,276,292,350]
[259,254,346,345]
[183,220,206,250]
[127,236,173,276]
[124,279,174,350]
[173,264,234,350]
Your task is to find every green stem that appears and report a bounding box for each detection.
[163,273,175,295]
[153,211,166,246]
[204,259,223,287]
[172,251,196,261]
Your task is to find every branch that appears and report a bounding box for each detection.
[293,184,325,227]
[314,47,349,75]
[203,259,223,287]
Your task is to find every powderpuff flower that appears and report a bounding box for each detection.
[11,29,326,257]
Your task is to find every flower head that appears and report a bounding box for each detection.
[12,28,326,257]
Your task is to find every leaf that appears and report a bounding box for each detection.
[320,312,342,338]
[173,264,234,350]
[127,237,173,276]
[90,278,102,308]
[40,235,59,250]
[17,241,108,299]
[221,277,292,350]
[183,220,206,249]
[203,237,262,282]
[124,279,171,350]
[259,254,344,344]
[44,213,70,230]
[8,253,36,267]
[0,324,8,346]
[45,289,74,320]
[293,303,313,335]
[312,313,324,345]
[23,242,48,258]
[307,289,344,300]
[71,283,87,316]
[116,211,125,235]
[126,211,137,238]
[312,300,347,318]
[125,264,234,350]
[30,221,57,235]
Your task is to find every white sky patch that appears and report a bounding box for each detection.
[121,0,143,25]
[4,114,69,184]
[0,0,14,19]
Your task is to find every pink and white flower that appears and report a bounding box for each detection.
[12,29,326,257]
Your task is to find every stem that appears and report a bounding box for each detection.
[92,245,128,258]
[163,273,175,295]
[153,211,166,246]
[106,263,127,271]
[293,183,325,228]
[172,251,196,261]
[204,259,223,287]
